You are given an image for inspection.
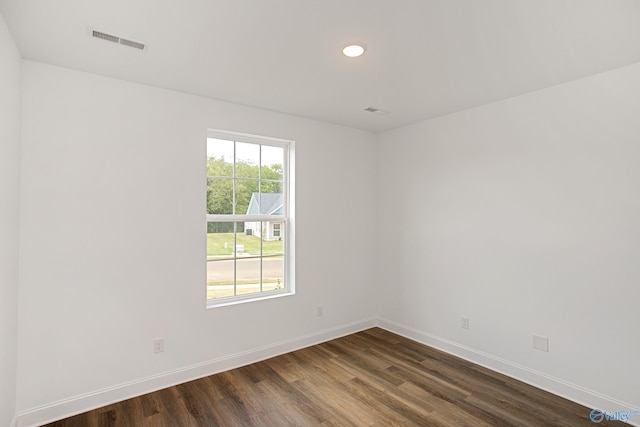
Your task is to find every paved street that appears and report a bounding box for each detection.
[207,257,283,282]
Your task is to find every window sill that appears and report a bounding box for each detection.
[206,289,294,309]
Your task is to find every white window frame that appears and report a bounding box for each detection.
[272,222,281,238]
[206,129,295,308]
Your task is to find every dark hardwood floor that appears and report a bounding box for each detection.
[43,328,622,426]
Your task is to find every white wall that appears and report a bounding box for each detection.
[15,36,640,426]
[0,12,21,427]
[17,61,378,423]
[377,62,640,410]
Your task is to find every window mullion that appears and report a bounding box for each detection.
[207,214,284,222]
[260,221,263,292]
[233,141,237,296]
[232,141,237,215]
[259,146,262,292]
[233,221,237,296]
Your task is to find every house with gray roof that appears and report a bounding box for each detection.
[244,193,283,241]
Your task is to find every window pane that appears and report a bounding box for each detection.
[259,190,283,215]
[235,142,260,179]
[261,145,284,180]
[207,222,235,299]
[262,256,284,292]
[207,138,234,177]
[262,221,284,251]
[236,258,262,296]
[207,178,233,214]
[207,222,235,256]
[260,180,283,197]
[207,260,235,299]
[235,179,259,214]
[240,221,262,254]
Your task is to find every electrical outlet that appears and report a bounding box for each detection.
[461,317,470,329]
[461,317,470,330]
[532,335,549,352]
[154,338,164,353]
[317,306,324,317]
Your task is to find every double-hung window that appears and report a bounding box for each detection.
[206,130,294,307]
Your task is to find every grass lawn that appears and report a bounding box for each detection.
[207,232,283,257]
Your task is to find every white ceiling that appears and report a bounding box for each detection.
[2,0,640,132]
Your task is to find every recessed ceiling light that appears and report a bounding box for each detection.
[342,44,366,58]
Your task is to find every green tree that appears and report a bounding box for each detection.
[206,156,283,218]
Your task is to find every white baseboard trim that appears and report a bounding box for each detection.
[17,317,638,427]
[16,317,377,427]
[377,318,640,427]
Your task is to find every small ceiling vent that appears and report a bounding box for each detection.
[364,107,389,116]
[90,28,146,51]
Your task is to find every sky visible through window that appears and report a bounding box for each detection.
[207,138,283,169]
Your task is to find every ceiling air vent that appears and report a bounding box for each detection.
[90,28,146,51]
[364,107,389,116]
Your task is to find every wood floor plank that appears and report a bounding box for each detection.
[41,328,625,426]
[278,352,379,426]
